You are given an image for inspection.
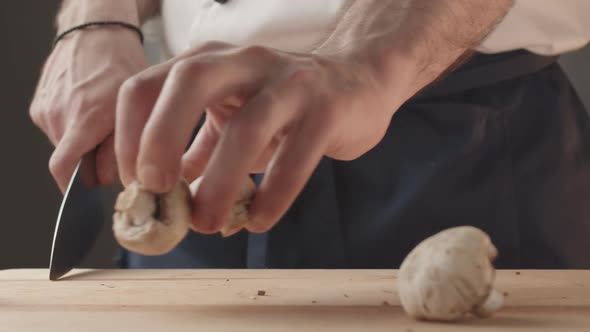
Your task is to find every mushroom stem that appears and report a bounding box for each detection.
[473,288,504,317]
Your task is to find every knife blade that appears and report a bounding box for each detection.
[49,154,105,281]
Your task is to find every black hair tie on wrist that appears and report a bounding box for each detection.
[52,21,144,49]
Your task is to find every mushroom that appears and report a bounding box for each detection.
[189,176,256,237]
[113,176,257,255]
[397,226,504,321]
[113,180,191,256]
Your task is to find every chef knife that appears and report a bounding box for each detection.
[49,154,105,281]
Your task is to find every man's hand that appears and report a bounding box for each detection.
[30,29,146,192]
[29,0,156,192]
[116,0,512,234]
[116,42,400,234]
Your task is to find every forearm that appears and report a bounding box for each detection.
[315,0,513,104]
[56,0,159,29]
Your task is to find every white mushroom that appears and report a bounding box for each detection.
[113,181,191,256]
[113,176,257,255]
[398,226,504,321]
[189,176,256,237]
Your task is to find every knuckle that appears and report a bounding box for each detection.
[286,67,316,85]
[184,41,230,57]
[240,45,272,59]
[171,58,193,74]
[169,58,205,83]
[48,153,67,180]
[170,57,204,78]
[28,104,43,127]
[199,40,230,52]
[119,75,150,100]
[29,95,65,130]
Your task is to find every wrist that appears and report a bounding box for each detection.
[52,21,145,49]
[346,41,428,113]
[56,0,141,30]
[361,29,471,110]
[311,1,437,110]
[367,0,513,104]
[373,41,444,102]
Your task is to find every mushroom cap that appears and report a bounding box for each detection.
[398,226,500,321]
[190,176,256,237]
[113,181,191,256]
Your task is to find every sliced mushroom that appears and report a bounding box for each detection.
[113,181,191,256]
[189,176,256,237]
[398,226,503,321]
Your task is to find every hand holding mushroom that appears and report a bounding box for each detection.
[113,176,256,256]
[398,226,504,321]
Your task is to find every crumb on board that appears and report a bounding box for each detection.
[344,294,349,298]
[503,292,509,297]
[515,271,521,275]
[257,290,266,296]
[382,300,390,306]
[312,300,317,304]
[226,279,230,282]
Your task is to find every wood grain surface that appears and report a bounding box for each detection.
[1,269,589,331]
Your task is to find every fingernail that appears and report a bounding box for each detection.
[247,222,267,234]
[138,164,172,193]
[245,215,266,234]
[120,173,132,187]
[190,203,223,234]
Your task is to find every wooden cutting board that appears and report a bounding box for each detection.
[1,269,589,331]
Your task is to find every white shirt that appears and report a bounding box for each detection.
[144,0,590,59]
[477,0,590,55]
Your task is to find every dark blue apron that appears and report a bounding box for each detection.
[118,50,590,269]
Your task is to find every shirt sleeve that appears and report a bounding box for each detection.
[476,0,590,55]
[156,0,590,57]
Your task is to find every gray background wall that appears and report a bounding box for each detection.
[0,2,588,270]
